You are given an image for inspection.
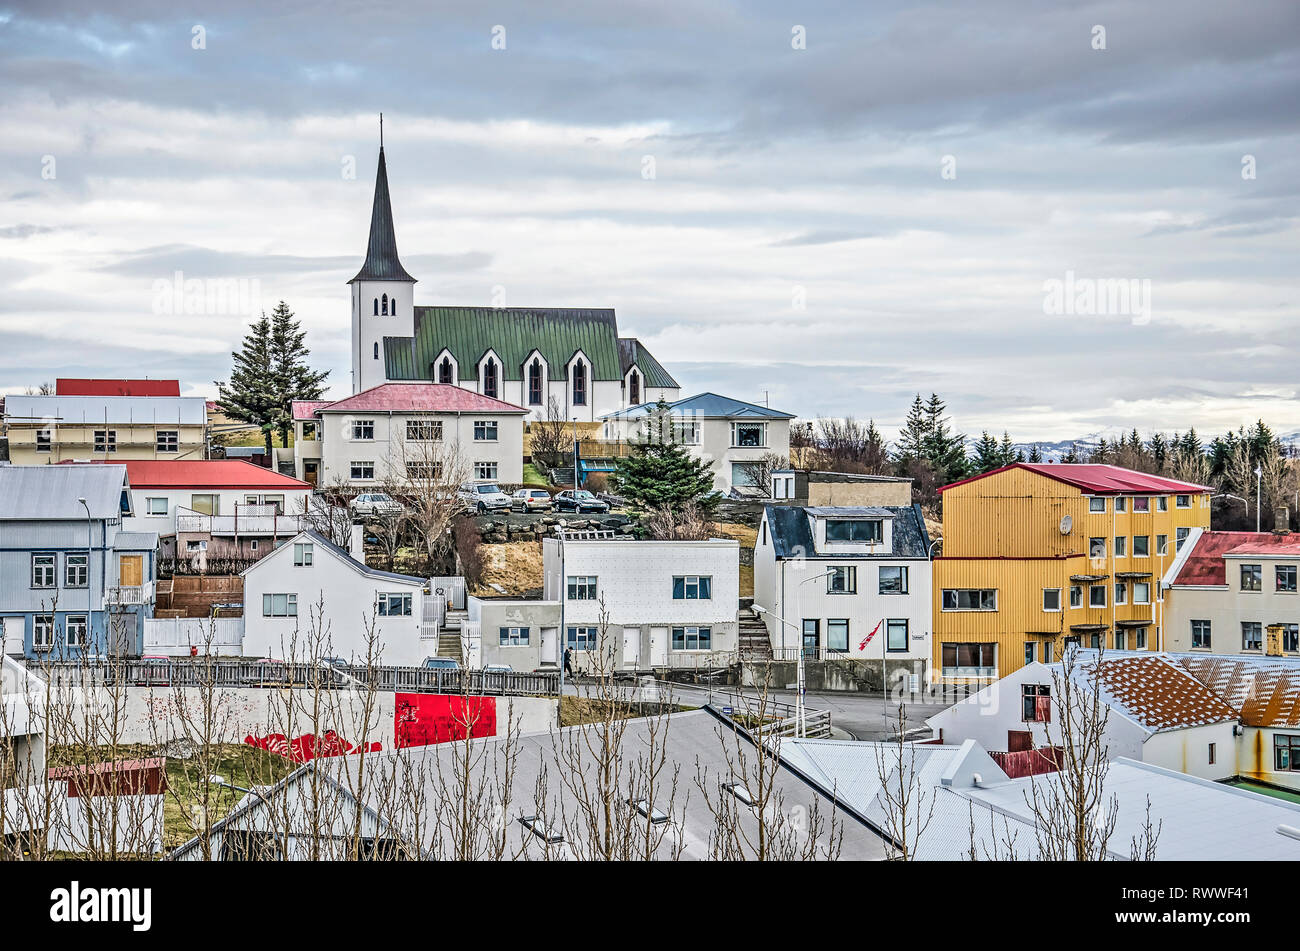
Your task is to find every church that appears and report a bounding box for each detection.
[348,145,680,421]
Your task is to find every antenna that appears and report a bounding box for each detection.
[379,112,384,149]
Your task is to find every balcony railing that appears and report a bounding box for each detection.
[104,582,154,606]
[175,512,304,536]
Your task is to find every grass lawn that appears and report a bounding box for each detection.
[521,463,551,486]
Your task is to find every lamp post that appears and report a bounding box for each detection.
[77,496,92,619]
[756,566,835,738]
[1255,466,1263,533]
[572,418,579,493]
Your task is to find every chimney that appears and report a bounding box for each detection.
[1275,506,1290,535]
[350,523,365,561]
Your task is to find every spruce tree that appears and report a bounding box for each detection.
[269,301,329,447]
[998,431,1017,467]
[612,398,718,515]
[1027,443,1043,463]
[218,314,279,456]
[972,431,1002,473]
[894,394,929,463]
[920,392,968,483]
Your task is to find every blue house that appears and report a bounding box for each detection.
[0,465,157,660]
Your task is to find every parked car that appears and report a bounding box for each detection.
[511,488,552,512]
[133,655,174,687]
[482,663,513,674]
[351,492,403,517]
[242,657,289,686]
[553,489,610,514]
[422,657,461,671]
[457,481,512,514]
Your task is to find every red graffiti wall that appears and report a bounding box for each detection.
[395,693,497,749]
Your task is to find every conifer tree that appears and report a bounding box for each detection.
[217,314,279,456]
[612,398,718,516]
[269,301,329,447]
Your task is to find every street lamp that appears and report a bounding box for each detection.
[756,567,836,737]
[572,417,580,493]
[77,497,92,620]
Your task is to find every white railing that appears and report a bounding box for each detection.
[104,582,154,606]
[430,576,466,611]
[421,594,446,639]
[143,617,244,655]
[175,512,305,536]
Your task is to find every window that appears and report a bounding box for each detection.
[1089,537,1106,559]
[263,593,298,617]
[373,298,378,315]
[731,422,766,448]
[827,619,849,653]
[1176,494,1191,508]
[32,553,55,588]
[499,626,529,646]
[1133,496,1150,513]
[350,461,375,480]
[1241,564,1262,591]
[825,519,882,543]
[941,643,996,677]
[377,593,412,616]
[93,429,116,453]
[942,589,997,611]
[483,359,498,399]
[628,369,640,405]
[1133,581,1151,604]
[879,565,909,595]
[1156,534,1168,556]
[473,420,498,441]
[1191,619,1211,650]
[1022,684,1050,722]
[250,540,258,551]
[352,419,374,440]
[374,342,379,359]
[390,298,398,317]
[35,428,51,452]
[438,357,454,384]
[475,462,498,481]
[406,461,442,481]
[1132,535,1149,557]
[190,494,219,515]
[65,553,88,588]
[886,619,908,652]
[802,619,819,651]
[628,799,670,824]
[1043,641,1054,663]
[1088,497,1106,513]
[1278,565,1298,593]
[1069,585,1083,608]
[187,540,207,553]
[1208,743,1217,766]
[1282,623,1300,653]
[66,615,87,648]
[156,429,178,453]
[302,421,318,440]
[572,359,587,406]
[293,543,313,567]
[1089,585,1107,608]
[827,566,857,594]
[528,359,543,405]
[146,497,168,516]
[1275,735,1300,771]
[33,615,54,651]
[1115,497,1127,512]
[519,815,563,844]
[672,576,712,600]
[1114,582,1127,605]
[1089,632,1102,649]
[1114,536,1127,558]
[1157,496,1168,511]
[406,419,442,441]
[1114,630,1127,650]
[731,462,763,488]
[722,782,755,808]
[381,293,389,315]
[566,626,599,650]
[567,576,598,600]
[1242,622,1263,651]
[1042,588,1062,612]
[671,627,712,651]
[1176,526,1190,552]
[1134,627,1147,649]
[1024,642,1035,665]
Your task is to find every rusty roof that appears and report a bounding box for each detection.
[1081,654,1238,732]
[1172,530,1300,586]
[1173,654,1300,728]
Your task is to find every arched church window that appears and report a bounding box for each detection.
[439,358,454,385]
[391,298,397,316]
[528,359,543,406]
[572,359,587,406]
[381,294,388,316]
[629,369,640,405]
[483,359,498,399]
[373,342,379,359]
[373,298,378,315]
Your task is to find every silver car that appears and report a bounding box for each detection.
[350,492,403,516]
[511,488,552,512]
[458,481,512,514]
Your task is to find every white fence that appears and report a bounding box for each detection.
[143,617,244,656]
[430,576,465,610]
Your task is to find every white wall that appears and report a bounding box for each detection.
[242,534,430,666]
[353,280,416,394]
[1142,722,1238,781]
[125,487,312,535]
[604,413,790,494]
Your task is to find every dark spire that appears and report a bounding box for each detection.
[349,140,416,284]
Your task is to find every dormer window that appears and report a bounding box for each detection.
[439,358,454,385]
[628,369,640,405]
[483,358,498,399]
[528,359,543,405]
[572,359,587,406]
[825,519,883,543]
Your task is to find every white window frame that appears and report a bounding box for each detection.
[32,553,56,588]
[473,419,499,442]
[1042,588,1062,612]
[1088,497,1106,513]
[350,461,376,480]
[730,421,767,448]
[942,588,997,612]
[405,419,443,442]
[66,615,88,648]
[32,614,55,651]
[293,543,313,567]
[146,497,168,516]
[475,461,498,480]
[351,419,375,441]
[263,593,298,617]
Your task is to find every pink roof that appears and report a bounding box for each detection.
[311,383,528,415]
[942,463,1213,495]
[113,460,310,490]
[292,400,331,421]
[57,378,181,397]
[1171,530,1300,586]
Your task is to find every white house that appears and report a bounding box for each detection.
[753,504,934,675]
[241,530,431,666]
[542,532,739,670]
[292,383,527,489]
[347,146,679,416]
[925,651,1239,781]
[599,393,793,496]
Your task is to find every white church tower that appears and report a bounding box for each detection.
[350,129,416,394]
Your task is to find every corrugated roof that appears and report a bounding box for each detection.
[0,464,127,520]
[56,379,180,397]
[349,148,415,284]
[107,460,310,490]
[1174,654,1300,728]
[314,383,527,415]
[941,462,1213,495]
[1079,653,1238,732]
[603,391,793,421]
[4,394,208,425]
[115,531,160,550]
[291,400,331,421]
[618,337,679,389]
[764,504,931,559]
[1172,530,1268,585]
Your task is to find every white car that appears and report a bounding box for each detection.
[350,492,403,516]
[458,481,512,514]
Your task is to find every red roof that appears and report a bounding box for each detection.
[941,463,1212,495]
[311,383,528,415]
[113,460,310,490]
[292,399,332,421]
[57,378,180,397]
[1174,530,1300,586]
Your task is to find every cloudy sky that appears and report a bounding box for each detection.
[1,0,1297,443]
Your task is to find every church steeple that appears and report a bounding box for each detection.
[349,131,416,284]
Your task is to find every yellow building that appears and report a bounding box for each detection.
[932,463,1212,682]
[4,393,208,464]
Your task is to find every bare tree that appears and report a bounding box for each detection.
[731,452,790,498]
[388,426,470,573]
[528,396,572,472]
[642,500,715,540]
[872,702,935,860]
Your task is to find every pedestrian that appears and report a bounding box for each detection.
[563,645,575,679]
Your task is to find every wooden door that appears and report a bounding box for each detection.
[119,555,143,587]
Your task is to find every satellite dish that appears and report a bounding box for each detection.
[1059,515,1073,535]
